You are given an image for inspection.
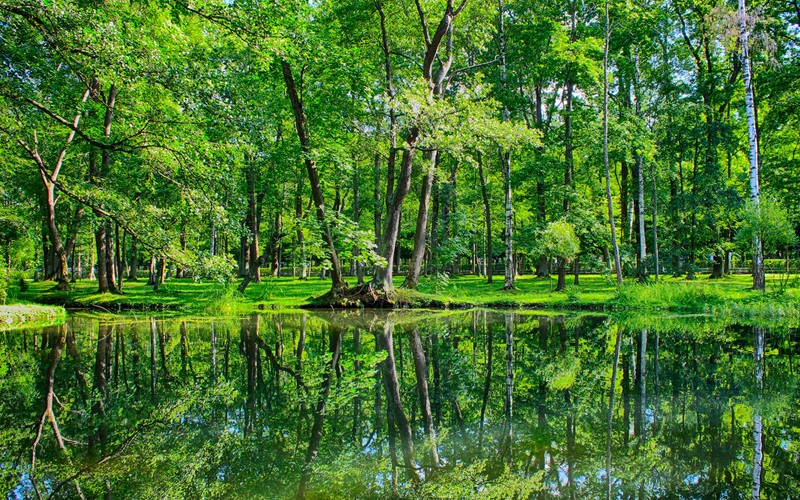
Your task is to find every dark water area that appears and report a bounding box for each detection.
[1,311,798,499]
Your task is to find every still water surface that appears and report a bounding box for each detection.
[1,311,798,498]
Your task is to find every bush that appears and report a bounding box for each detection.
[188,252,237,285]
[427,271,451,294]
[0,267,8,305]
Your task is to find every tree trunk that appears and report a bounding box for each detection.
[372,129,419,294]
[740,0,763,290]
[478,155,493,284]
[651,163,660,281]
[373,154,382,247]
[603,0,623,286]
[634,48,647,280]
[271,209,283,277]
[127,237,138,281]
[353,164,364,285]
[294,183,307,280]
[402,153,436,289]
[556,258,566,291]
[96,223,110,293]
[281,60,346,293]
[498,0,514,290]
[115,223,123,293]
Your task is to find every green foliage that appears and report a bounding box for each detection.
[188,252,237,286]
[0,267,8,305]
[426,271,452,294]
[736,195,797,255]
[536,220,580,260]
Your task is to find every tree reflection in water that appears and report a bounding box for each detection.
[1,311,798,498]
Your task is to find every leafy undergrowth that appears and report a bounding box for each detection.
[11,272,800,317]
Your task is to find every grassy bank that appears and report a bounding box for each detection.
[12,271,800,317]
[0,303,67,330]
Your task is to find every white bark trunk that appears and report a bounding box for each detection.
[740,0,764,290]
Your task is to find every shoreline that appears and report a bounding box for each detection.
[0,304,67,330]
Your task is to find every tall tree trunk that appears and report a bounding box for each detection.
[176,224,187,279]
[246,164,261,284]
[740,0,764,290]
[105,224,117,291]
[127,237,138,281]
[281,60,346,293]
[498,0,514,290]
[271,208,283,277]
[478,155,493,284]
[115,223,123,293]
[294,182,307,280]
[634,48,647,280]
[620,158,629,242]
[603,0,623,286]
[353,164,364,285]
[402,154,436,289]
[147,255,157,286]
[372,131,419,294]
[95,221,110,293]
[18,89,91,290]
[373,154,382,246]
[651,163,660,280]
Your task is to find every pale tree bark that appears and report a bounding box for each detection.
[740,0,764,290]
[633,48,647,280]
[498,0,515,290]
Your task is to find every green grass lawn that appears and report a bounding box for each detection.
[11,270,800,318]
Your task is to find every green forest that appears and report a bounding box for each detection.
[2,0,800,310]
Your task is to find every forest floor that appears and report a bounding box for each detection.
[10,272,800,318]
[0,303,67,330]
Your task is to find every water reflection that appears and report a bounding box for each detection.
[1,312,798,498]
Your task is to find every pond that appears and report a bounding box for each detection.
[1,311,798,498]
